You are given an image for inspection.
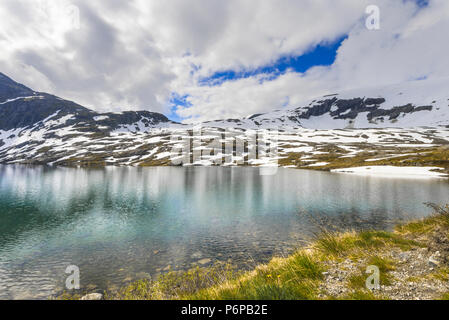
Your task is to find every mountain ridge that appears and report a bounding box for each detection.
[0,72,178,134]
[2,72,449,132]
[0,72,448,168]
[0,72,35,102]
[204,77,449,129]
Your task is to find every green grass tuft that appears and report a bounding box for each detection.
[189,252,325,300]
[109,264,238,300]
[397,203,449,235]
[440,292,449,300]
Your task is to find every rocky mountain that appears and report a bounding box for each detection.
[0,72,448,168]
[205,77,449,130]
[0,72,178,134]
[0,73,35,102]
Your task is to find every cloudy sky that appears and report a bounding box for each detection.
[0,0,448,122]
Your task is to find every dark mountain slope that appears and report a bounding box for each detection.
[0,73,178,133]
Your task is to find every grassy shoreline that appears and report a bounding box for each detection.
[59,204,449,300]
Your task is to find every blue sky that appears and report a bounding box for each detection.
[412,0,429,8]
[169,94,192,122]
[198,36,347,87]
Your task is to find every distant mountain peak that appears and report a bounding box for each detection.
[203,76,449,129]
[0,72,179,134]
[0,72,35,102]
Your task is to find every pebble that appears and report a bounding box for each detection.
[428,256,440,267]
[198,258,212,265]
[319,246,449,300]
[80,293,103,300]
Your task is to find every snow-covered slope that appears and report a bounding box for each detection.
[205,77,449,130]
[0,72,180,134]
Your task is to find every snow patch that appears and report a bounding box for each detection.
[94,115,110,121]
[331,166,446,179]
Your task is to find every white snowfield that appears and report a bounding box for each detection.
[331,166,447,179]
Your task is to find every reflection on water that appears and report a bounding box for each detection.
[0,165,448,299]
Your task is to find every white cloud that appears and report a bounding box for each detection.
[0,0,448,121]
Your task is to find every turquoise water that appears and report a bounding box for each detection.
[0,165,448,299]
